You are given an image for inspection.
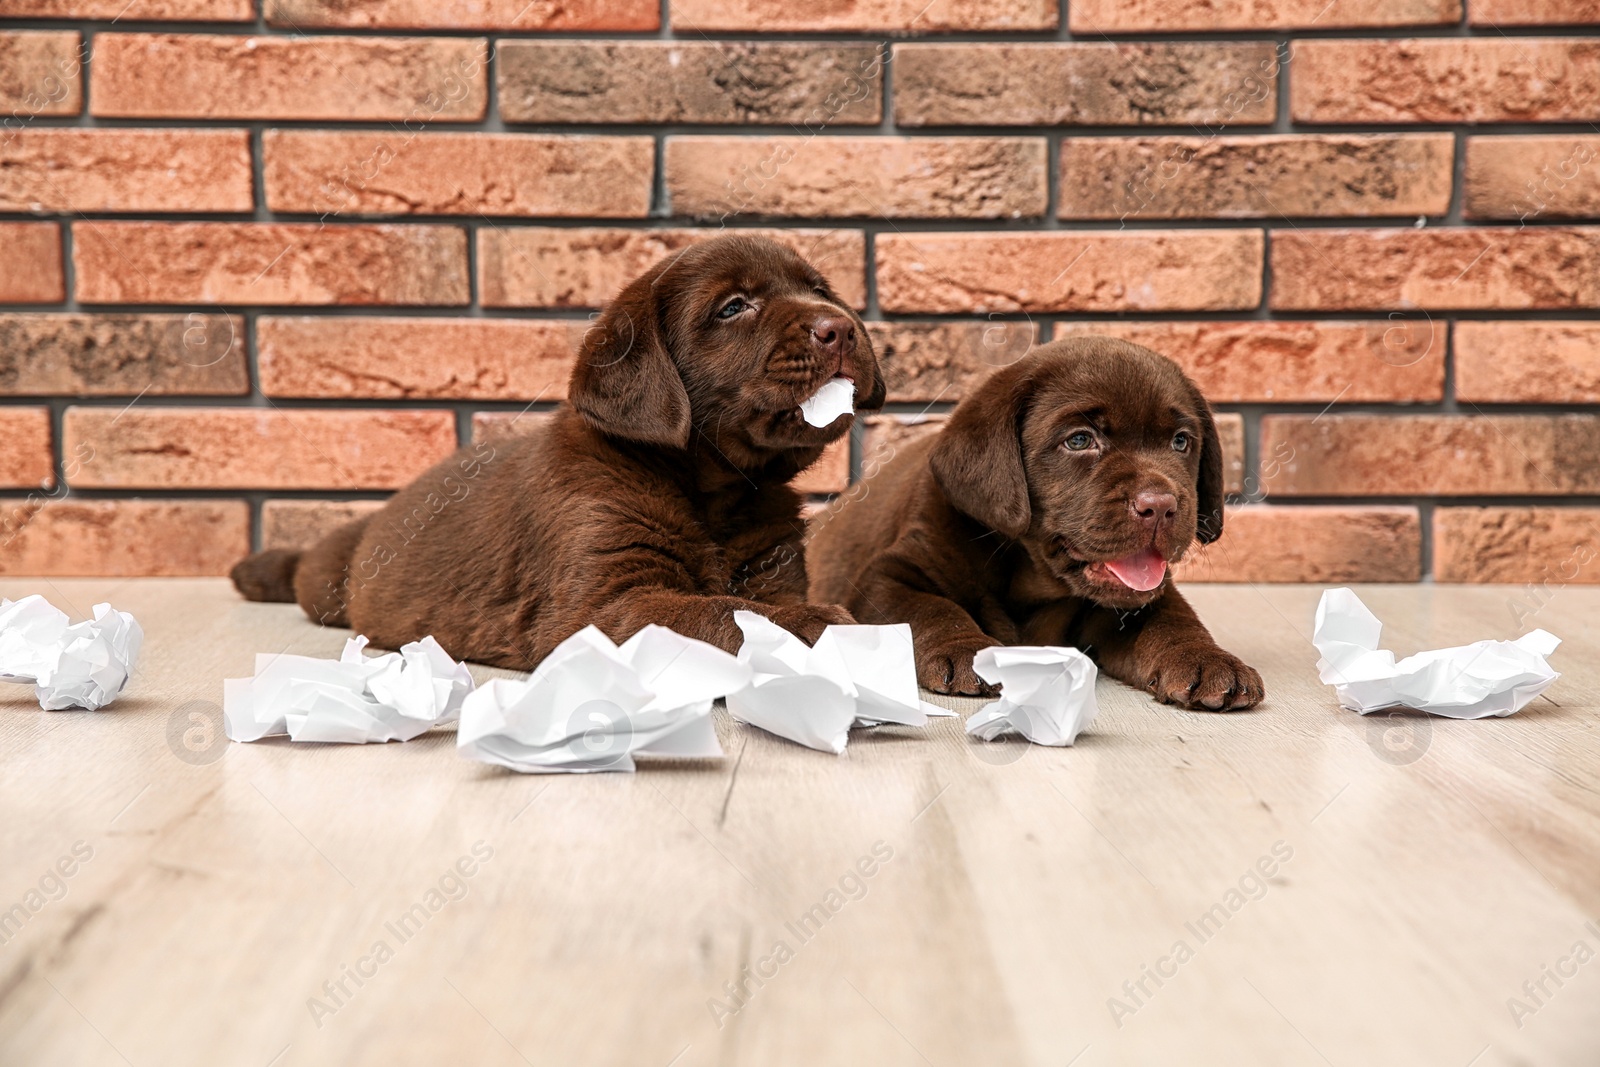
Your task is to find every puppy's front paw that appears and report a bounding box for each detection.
[1146,647,1264,711]
[917,636,1002,697]
[770,603,855,645]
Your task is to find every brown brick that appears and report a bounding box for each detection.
[1052,321,1444,403]
[666,137,1046,220]
[1071,0,1458,30]
[1291,39,1600,124]
[263,131,652,218]
[673,0,1055,30]
[0,32,82,119]
[1270,227,1600,310]
[0,408,53,490]
[266,0,657,29]
[479,227,867,309]
[261,499,387,551]
[1260,415,1600,496]
[867,321,1039,403]
[73,222,468,307]
[0,129,252,214]
[1464,136,1600,220]
[1176,506,1422,583]
[0,500,249,577]
[90,34,487,122]
[1060,134,1453,220]
[1469,0,1600,24]
[876,231,1262,313]
[894,43,1278,128]
[469,410,555,447]
[498,42,881,126]
[1454,322,1600,403]
[64,408,458,490]
[2,1,251,17]
[0,313,247,397]
[1434,508,1600,585]
[0,223,64,304]
[1215,413,1245,496]
[259,317,579,400]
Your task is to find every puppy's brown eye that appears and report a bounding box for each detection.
[716,298,749,320]
[1063,431,1095,451]
[1172,431,1191,453]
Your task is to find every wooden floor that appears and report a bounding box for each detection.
[1,578,1596,1067]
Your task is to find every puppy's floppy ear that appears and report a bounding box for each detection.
[568,263,692,449]
[929,365,1030,539]
[1191,389,1226,544]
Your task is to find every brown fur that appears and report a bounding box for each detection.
[232,235,885,668]
[807,337,1264,711]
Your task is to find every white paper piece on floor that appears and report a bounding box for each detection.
[0,595,143,711]
[799,377,855,427]
[1313,587,1560,719]
[726,612,928,754]
[224,634,473,743]
[965,646,1099,747]
[457,624,746,773]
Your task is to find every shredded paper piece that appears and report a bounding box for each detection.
[726,611,929,753]
[965,646,1099,747]
[457,625,746,773]
[224,635,473,743]
[0,595,142,711]
[1313,588,1560,719]
[799,377,855,427]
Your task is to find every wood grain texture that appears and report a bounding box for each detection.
[0,579,1596,1066]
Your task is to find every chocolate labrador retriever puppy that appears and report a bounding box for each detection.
[809,337,1263,711]
[231,235,884,668]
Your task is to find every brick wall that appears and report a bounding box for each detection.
[2,1,1598,585]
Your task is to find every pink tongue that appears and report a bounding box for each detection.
[1104,547,1168,591]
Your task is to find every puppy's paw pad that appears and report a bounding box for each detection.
[917,637,1001,697]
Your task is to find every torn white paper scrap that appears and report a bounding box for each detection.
[0,595,142,711]
[799,377,855,427]
[457,624,745,773]
[1313,588,1560,719]
[813,623,927,728]
[224,634,472,743]
[965,646,1099,747]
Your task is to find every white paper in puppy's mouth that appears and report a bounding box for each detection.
[799,377,855,427]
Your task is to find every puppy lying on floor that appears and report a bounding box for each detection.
[808,337,1264,711]
[231,235,885,668]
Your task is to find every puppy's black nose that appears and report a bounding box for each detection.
[1131,491,1178,528]
[810,315,855,359]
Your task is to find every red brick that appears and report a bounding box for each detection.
[266,0,656,29]
[1071,0,1457,30]
[258,317,580,400]
[866,321,1039,403]
[1215,414,1245,496]
[0,500,249,577]
[894,43,1278,127]
[1469,0,1600,24]
[0,313,247,396]
[90,34,487,122]
[0,31,82,119]
[0,408,53,490]
[261,499,387,551]
[63,408,458,490]
[1291,39,1600,123]
[0,223,64,304]
[1260,415,1600,496]
[1059,134,1453,220]
[2,1,250,17]
[73,222,468,307]
[498,42,881,126]
[1463,135,1600,220]
[1434,508,1600,584]
[1454,322,1600,403]
[479,228,867,309]
[672,0,1055,30]
[1271,227,1600,311]
[1052,321,1443,403]
[666,137,1046,220]
[875,231,1262,313]
[469,410,556,447]
[1176,506,1422,583]
[0,129,252,214]
[263,131,652,218]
